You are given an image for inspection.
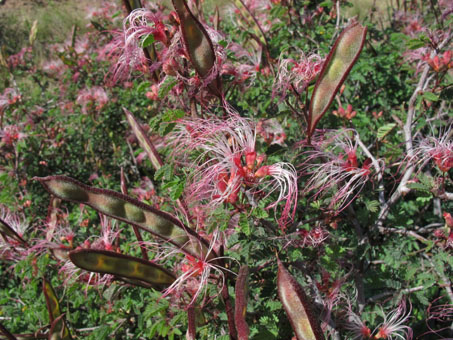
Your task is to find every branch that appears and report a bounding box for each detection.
[355,133,385,206]
[375,33,452,228]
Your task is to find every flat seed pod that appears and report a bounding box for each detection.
[69,249,175,288]
[0,218,27,246]
[48,314,71,340]
[172,0,220,95]
[43,279,61,323]
[277,260,324,340]
[234,265,250,340]
[308,22,367,139]
[35,176,208,258]
[124,108,163,170]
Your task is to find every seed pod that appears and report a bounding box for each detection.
[308,22,367,139]
[172,0,220,94]
[43,279,61,323]
[35,176,208,258]
[235,265,250,340]
[277,259,324,340]
[48,314,71,340]
[124,108,163,170]
[0,218,27,246]
[69,249,175,288]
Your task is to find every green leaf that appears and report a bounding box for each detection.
[162,109,186,122]
[158,76,177,99]
[140,34,155,48]
[137,81,151,93]
[422,92,439,102]
[377,123,396,140]
[406,38,426,50]
[239,213,251,236]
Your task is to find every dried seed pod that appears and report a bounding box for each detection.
[308,22,367,139]
[69,249,175,288]
[35,176,208,258]
[277,259,324,340]
[235,265,250,340]
[43,278,61,323]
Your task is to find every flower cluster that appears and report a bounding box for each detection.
[300,129,372,213]
[273,52,324,99]
[172,114,297,228]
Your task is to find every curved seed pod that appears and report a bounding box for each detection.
[172,0,220,94]
[277,259,324,340]
[308,22,367,139]
[48,314,71,340]
[0,218,27,246]
[69,249,175,288]
[0,323,17,340]
[35,176,209,258]
[43,278,61,323]
[234,265,250,340]
[124,108,163,170]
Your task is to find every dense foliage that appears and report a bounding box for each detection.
[0,0,452,339]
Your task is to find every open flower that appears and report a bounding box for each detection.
[273,51,324,100]
[414,123,453,172]
[374,300,413,340]
[300,129,372,213]
[172,114,297,229]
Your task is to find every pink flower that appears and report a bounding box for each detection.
[414,124,453,172]
[172,114,298,228]
[374,300,413,340]
[42,59,65,76]
[344,301,372,340]
[76,86,109,115]
[161,230,232,306]
[108,8,169,83]
[273,52,324,100]
[300,129,372,213]
[0,124,26,146]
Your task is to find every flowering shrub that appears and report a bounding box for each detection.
[0,0,452,339]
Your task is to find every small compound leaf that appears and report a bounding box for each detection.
[308,22,367,138]
[69,249,175,288]
[235,265,250,340]
[277,259,324,340]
